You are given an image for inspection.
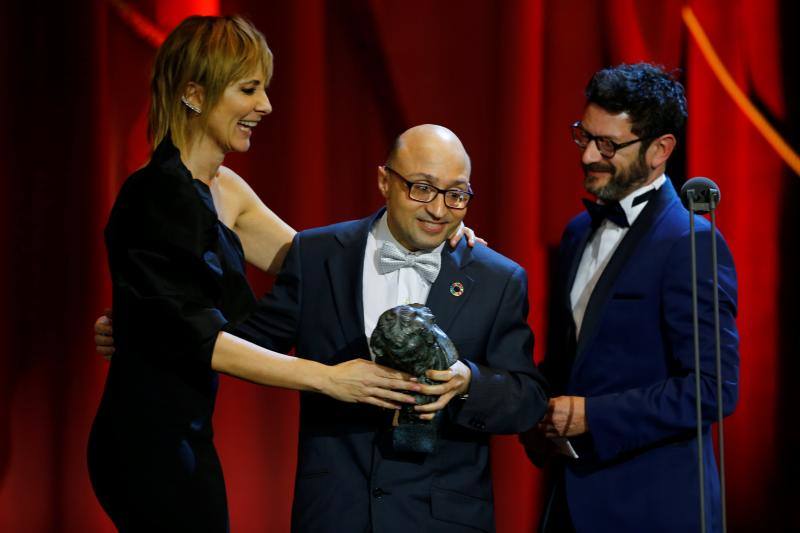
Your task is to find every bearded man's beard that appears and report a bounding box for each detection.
[583,152,650,202]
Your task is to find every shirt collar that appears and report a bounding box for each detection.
[615,174,666,227]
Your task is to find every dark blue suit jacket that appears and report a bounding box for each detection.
[540,180,739,533]
[236,208,548,533]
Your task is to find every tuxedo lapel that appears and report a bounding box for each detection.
[551,219,593,377]
[574,180,679,363]
[425,241,475,334]
[564,222,593,314]
[325,210,382,356]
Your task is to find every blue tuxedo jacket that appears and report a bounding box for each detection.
[540,180,739,533]
[236,208,548,533]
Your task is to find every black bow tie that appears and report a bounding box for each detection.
[582,199,629,229]
[582,189,656,230]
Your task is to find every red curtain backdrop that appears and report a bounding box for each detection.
[1,1,797,531]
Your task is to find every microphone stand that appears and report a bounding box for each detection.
[687,193,706,533]
[686,183,726,533]
[710,197,727,533]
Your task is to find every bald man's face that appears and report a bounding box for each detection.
[377,157,470,251]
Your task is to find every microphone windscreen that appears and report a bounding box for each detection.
[680,176,721,213]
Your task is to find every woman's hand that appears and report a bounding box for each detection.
[322,359,421,409]
[94,309,115,360]
[448,222,488,248]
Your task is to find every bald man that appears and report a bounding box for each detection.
[230,125,547,532]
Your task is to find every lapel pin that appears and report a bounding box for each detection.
[449,281,465,297]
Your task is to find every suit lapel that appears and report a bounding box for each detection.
[327,212,476,350]
[564,222,593,314]
[551,218,593,376]
[574,180,679,362]
[325,210,383,356]
[425,241,475,334]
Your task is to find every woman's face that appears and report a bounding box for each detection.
[204,68,272,154]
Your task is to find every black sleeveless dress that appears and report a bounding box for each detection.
[88,137,256,532]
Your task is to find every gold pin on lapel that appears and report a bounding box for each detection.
[449,282,465,297]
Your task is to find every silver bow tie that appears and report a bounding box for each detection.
[377,241,441,284]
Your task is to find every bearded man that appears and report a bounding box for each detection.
[524,63,739,533]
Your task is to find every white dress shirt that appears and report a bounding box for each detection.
[570,175,666,337]
[362,213,444,356]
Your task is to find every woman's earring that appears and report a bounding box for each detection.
[181,96,201,114]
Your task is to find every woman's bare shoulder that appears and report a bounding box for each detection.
[217,165,255,192]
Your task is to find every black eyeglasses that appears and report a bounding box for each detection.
[384,166,474,209]
[571,121,653,159]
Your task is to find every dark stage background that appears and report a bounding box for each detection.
[1,0,798,531]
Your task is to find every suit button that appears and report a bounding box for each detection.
[372,487,386,499]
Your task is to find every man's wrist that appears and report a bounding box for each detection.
[457,359,472,397]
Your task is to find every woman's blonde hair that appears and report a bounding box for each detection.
[148,15,273,151]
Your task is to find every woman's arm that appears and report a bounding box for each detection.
[212,331,421,409]
[94,313,421,409]
[218,166,295,275]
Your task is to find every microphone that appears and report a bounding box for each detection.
[680,177,721,214]
[680,175,729,532]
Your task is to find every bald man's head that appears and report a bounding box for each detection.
[386,124,472,178]
[377,125,473,251]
